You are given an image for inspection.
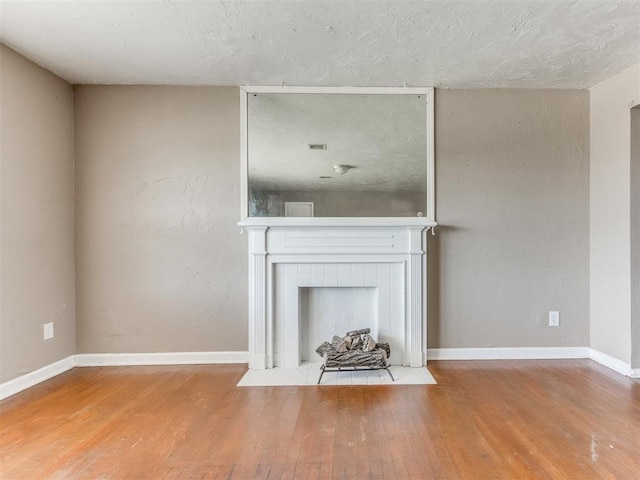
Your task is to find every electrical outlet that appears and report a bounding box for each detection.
[44,322,54,340]
[549,311,560,327]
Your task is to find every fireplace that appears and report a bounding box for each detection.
[275,266,402,367]
[238,217,436,369]
[299,287,377,362]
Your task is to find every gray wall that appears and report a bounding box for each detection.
[589,63,639,364]
[74,87,589,353]
[1,78,592,364]
[631,106,640,369]
[0,46,76,383]
[74,86,247,353]
[429,89,590,349]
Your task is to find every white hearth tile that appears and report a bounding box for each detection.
[351,263,365,285]
[293,365,313,384]
[284,368,300,385]
[337,264,351,286]
[411,367,437,384]
[336,371,352,385]
[325,264,338,285]
[237,362,437,386]
[351,371,369,385]
[366,369,392,385]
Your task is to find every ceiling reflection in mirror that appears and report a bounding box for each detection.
[247,92,429,217]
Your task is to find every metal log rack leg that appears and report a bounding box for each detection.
[317,364,394,384]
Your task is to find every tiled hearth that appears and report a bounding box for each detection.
[238,218,436,370]
[238,362,437,386]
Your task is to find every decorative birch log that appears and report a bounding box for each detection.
[345,328,370,337]
[324,348,387,368]
[316,329,390,368]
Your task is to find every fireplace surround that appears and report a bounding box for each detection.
[238,217,436,369]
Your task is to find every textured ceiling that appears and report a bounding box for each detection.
[1,1,639,88]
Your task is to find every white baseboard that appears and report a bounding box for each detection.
[1,351,248,400]
[0,356,75,401]
[74,351,249,366]
[2,348,633,400]
[589,349,633,377]
[427,346,590,361]
[427,347,637,379]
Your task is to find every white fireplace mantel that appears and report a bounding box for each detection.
[238,217,436,369]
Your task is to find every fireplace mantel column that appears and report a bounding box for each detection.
[407,227,426,367]
[246,227,268,369]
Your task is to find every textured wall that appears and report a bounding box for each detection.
[74,86,247,353]
[73,86,590,355]
[631,106,640,369]
[428,89,590,349]
[590,63,640,365]
[0,45,75,383]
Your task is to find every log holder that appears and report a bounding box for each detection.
[317,364,395,384]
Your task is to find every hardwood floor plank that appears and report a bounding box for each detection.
[1,360,639,479]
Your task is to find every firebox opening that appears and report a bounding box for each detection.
[299,287,378,362]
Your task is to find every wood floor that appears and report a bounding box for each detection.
[1,360,638,479]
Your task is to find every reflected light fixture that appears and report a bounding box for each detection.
[333,164,353,175]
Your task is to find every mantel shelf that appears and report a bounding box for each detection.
[238,217,437,229]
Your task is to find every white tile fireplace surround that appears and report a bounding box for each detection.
[237,218,436,370]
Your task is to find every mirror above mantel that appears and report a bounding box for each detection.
[240,86,434,221]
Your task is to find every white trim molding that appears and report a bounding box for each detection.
[427,347,591,361]
[0,356,75,401]
[0,352,249,400]
[428,347,639,379]
[3,348,634,401]
[74,351,249,367]
[239,85,436,222]
[589,349,634,377]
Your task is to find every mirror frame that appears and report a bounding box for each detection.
[240,86,435,221]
